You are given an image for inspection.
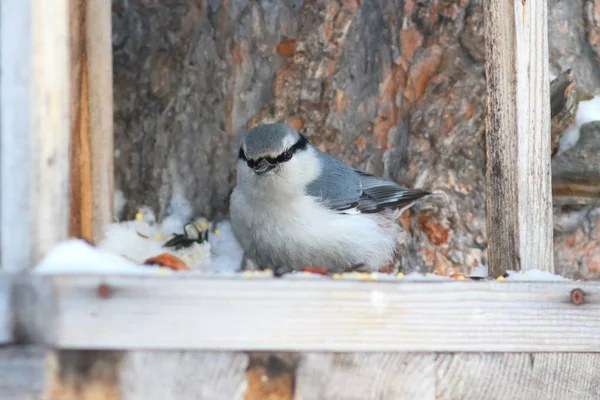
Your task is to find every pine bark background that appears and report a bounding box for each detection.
[112,0,600,279]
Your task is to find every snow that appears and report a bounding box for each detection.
[161,190,194,234]
[557,95,600,154]
[113,190,126,218]
[34,197,245,275]
[469,265,489,278]
[35,239,167,275]
[208,220,244,273]
[502,269,569,281]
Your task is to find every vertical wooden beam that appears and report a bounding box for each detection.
[483,0,554,276]
[1,0,71,271]
[69,0,114,244]
[0,278,10,344]
[44,350,123,400]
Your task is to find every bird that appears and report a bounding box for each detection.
[229,123,432,274]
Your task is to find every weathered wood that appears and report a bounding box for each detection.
[28,276,600,352]
[0,0,71,271]
[120,352,248,400]
[296,352,600,400]
[11,276,56,344]
[0,346,46,400]
[295,353,436,400]
[44,350,123,400]
[246,353,298,400]
[0,277,11,344]
[69,0,114,244]
[69,0,93,243]
[483,0,554,276]
[436,352,600,400]
[39,350,600,400]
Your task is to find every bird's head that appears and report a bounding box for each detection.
[238,123,310,176]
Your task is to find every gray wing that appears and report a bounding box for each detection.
[305,152,362,211]
[306,151,430,214]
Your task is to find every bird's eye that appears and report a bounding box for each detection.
[282,150,293,161]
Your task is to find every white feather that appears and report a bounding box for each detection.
[230,148,400,272]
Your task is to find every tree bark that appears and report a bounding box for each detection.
[112,0,600,279]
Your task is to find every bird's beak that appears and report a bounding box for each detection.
[253,159,276,175]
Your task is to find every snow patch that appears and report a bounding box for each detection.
[557,95,600,154]
[35,240,166,275]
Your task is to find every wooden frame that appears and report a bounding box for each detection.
[1,0,599,398]
[1,0,71,271]
[13,276,600,352]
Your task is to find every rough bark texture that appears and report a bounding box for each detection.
[112,0,600,279]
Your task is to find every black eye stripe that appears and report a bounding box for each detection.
[239,134,308,169]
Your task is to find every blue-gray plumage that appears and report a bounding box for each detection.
[307,150,431,214]
[230,122,432,273]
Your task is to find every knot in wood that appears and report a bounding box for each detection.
[97,283,112,299]
[570,288,584,305]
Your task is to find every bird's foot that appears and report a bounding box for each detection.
[272,265,329,277]
[343,263,370,273]
[300,266,329,275]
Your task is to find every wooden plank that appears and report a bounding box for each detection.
[119,352,248,400]
[39,350,600,400]
[435,353,600,400]
[1,0,71,271]
[44,349,122,400]
[69,0,93,243]
[296,352,600,400]
[0,346,46,400]
[483,0,554,276]
[69,0,114,244]
[295,353,436,400]
[0,277,11,344]
[31,276,600,352]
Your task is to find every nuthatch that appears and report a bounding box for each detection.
[229,123,431,273]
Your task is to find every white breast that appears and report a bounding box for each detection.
[229,149,400,272]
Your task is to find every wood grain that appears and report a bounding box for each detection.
[44,350,123,400]
[295,353,436,400]
[8,347,599,400]
[0,0,71,271]
[69,0,93,243]
[119,351,248,400]
[0,346,46,400]
[0,277,11,344]
[69,0,114,244]
[296,352,600,400]
[435,353,600,400]
[245,353,298,400]
[483,0,554,276]
[29,276,600,352]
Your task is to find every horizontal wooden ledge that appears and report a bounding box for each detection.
[7,275,600,352]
